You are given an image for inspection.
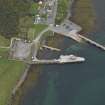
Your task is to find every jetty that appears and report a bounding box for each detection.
[27,55,85,64]
[49,25,105,51]
[28,58,85,64]
[42,45,61,51]
[28,59,59,64]
[78,34,105,51]
[49,26,82,42]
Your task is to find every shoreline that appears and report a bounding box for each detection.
[9,0,95,104]
[12,65,31,96]
[8,64,31,105]
[10,35,65,105]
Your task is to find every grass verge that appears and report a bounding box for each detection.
[28,24,48,40]
[0,48,9,58]
[0,35,10,47]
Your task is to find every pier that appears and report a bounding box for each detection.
[49,26,82,42]
[28,59,59,64]
[27,59,84,64]
[49,26,105,51]
[78,34,105,51]
[42,45,61,51]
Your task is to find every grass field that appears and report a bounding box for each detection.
[0,58,25,105]
[0,48,9,58]
[28,24,48,40]
[0,35,26,105]
[0,35,10,47]
[71,0,95,33]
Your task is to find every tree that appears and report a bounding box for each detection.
[0,0,31,38]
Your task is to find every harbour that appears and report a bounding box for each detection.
[12,0,105,105]
[78,34,105,51]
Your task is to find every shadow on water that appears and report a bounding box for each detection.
[19,0,105,105]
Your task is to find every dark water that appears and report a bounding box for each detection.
[20,0,105,105]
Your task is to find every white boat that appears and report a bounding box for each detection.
[57,55,85,63]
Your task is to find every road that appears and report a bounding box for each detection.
[31,27,50,60]
[49,26,82,42]
[29,0,82,62]
[47,0,58,25]
[31,0,58,60]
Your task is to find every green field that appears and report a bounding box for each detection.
[0,35,10,47]
[0,58,25,105]
[0,48,9,58]
[28,24,48,40]
[0,0,33,104]
[71,0,95,33]
[0,35,25,105]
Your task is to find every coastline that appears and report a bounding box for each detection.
[7,64,30,105]
[11,34,65,105]
[10,0,95,105]
[10,65,43,105]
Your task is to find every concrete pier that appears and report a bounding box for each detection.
[29,59,59,64]
[50,25,105,51]
[42,45,61,51]
[78,34,105,51]
[48,15,105,52]
[49,26,82,42]
[27,59,84,64]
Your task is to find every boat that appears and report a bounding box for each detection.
[57,55,85,63]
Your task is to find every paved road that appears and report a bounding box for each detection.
[47,0,58,25]
[32,27,50,60]
[30,0,82,61]
[49,26,82,42]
